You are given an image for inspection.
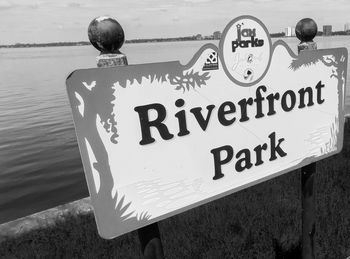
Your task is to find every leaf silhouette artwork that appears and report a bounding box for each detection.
[289,53,321,71]
[66,16,347,239]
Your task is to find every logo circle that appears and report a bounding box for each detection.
[219,16,272,86]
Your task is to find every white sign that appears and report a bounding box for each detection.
[66,16,347,239]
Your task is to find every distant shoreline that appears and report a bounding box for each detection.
[1,34,350,49]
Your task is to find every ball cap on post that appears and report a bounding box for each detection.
[88,16,125,54]
[295,18,318,53]
[88,16,128,67]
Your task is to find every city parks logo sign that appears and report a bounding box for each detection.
[220,16,272,86]
[66,15,347,239]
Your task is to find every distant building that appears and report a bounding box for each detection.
[284,27,295,37]
[204,35,214,40]
[213,31,221,40]
[345,23,350,32]
[323,25,332,36]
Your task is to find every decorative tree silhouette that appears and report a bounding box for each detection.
[289,49,347,156]
[289,50,347,84]
[67,60,211,237]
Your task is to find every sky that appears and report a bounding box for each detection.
[1,0,350,44]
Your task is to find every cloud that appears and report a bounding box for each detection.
[27,3,39,9]
[250,0,279,3]
[143,3,174,12]
[144,7,169,12]
[183,0,213,3]
[172,16,180,22]
[0,1,15,9]
[67,2,81,8]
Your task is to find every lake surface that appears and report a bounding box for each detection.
[0,37,350,223]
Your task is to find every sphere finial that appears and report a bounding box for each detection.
[88,16,125,54]
[295,18,318,42]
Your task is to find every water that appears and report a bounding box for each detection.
[0,37,349,224]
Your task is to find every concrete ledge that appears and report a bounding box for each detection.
[0,197,93,242]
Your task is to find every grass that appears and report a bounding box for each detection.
[1,121,349,258]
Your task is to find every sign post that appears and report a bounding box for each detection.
[87,16,164,259]
[66,15,347,253]
[296,18,318,259]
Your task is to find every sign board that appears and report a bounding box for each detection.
[66,16,347,239]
